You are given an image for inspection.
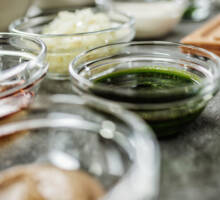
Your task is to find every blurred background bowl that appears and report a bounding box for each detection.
[110,0,188,39]
[0,0,31,31]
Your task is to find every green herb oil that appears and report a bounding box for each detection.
[91,66,204,137]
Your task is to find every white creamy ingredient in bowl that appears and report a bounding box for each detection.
[42,9,123,76]
[114,1,184,39]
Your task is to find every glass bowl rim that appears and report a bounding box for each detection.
[0,94,160,200]
[0,32,48,98]
[9,8,135,38]
[69,41,220,100]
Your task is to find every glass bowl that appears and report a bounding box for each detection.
[0,94,160,200]
[109,0,187,39]
[9,7,135,80]
[69,41,220,137]
[0,32,47,123]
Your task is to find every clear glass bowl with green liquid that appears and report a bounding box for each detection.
[69,41,220,138]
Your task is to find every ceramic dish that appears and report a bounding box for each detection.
[111,0,187,38]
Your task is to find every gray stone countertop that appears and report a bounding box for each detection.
[40,9,220,200]
[161,11,220,200]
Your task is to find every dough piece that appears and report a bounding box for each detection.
[181,14,220,56]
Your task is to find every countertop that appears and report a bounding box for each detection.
[40,9,220,200]
[161,10,220,200]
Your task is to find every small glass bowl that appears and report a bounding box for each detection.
[0,94,160,200]
[69,41,220,137]
[0,32,47,122]
[9,8,135,80]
